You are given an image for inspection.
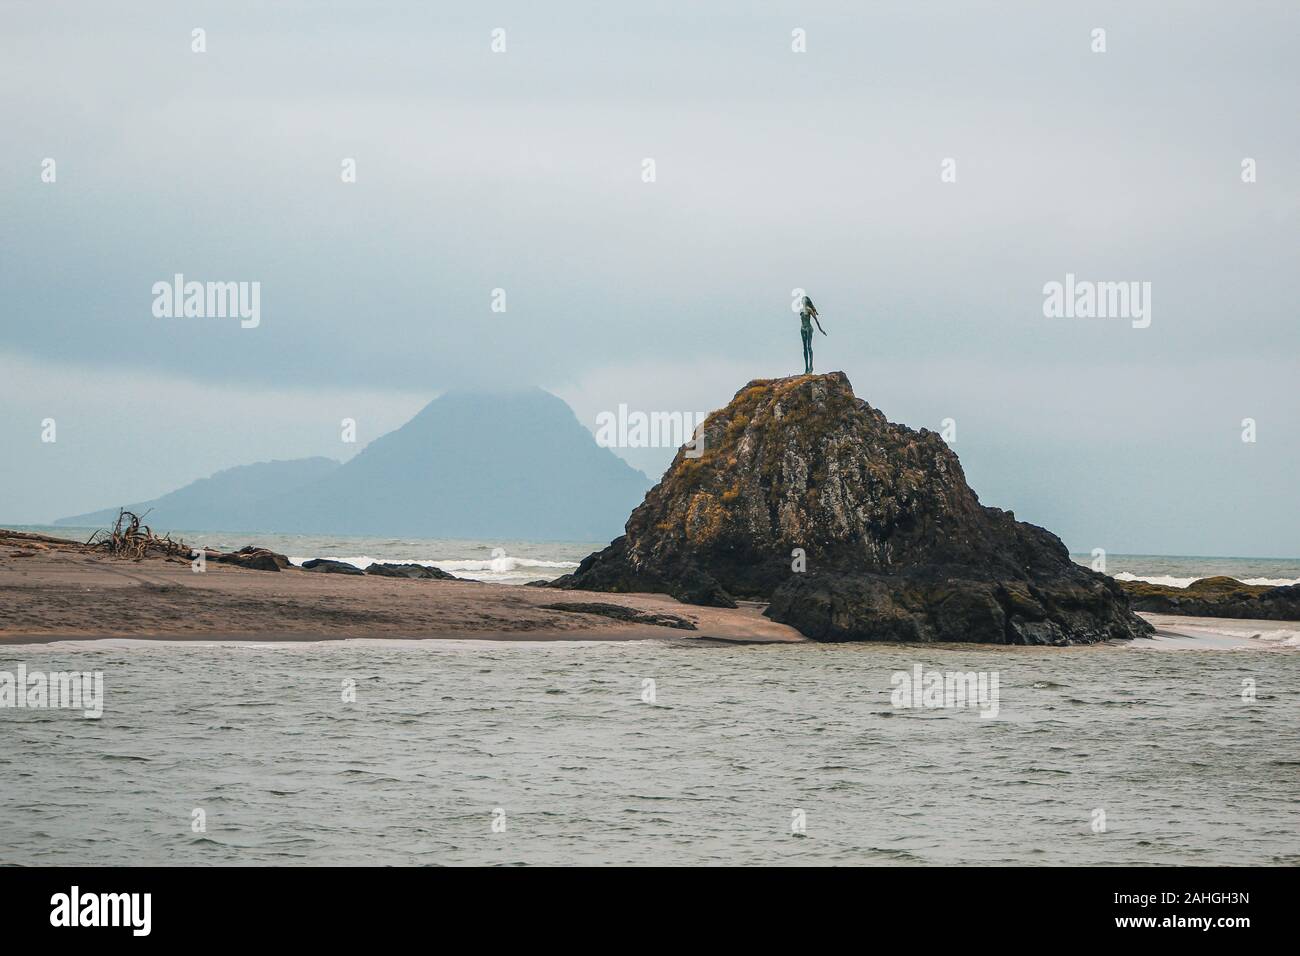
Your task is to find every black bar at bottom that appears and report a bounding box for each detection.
[0,865,1285,941]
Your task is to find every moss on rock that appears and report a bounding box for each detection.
[551,372,1153,643]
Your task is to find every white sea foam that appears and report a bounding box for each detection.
[1139,613,1300,650]
[1113,572,1300,589]
[435,556,576,573]
[287,553,578,582]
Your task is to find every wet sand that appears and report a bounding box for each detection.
[1140,612,1298,650]
[8,530,1291,650]
[0,530,802,644]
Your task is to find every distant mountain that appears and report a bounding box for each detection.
[55,458,341,531]
[241,388,652,540]
[57,389,653,542]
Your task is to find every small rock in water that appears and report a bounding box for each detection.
[1119,576,1300,621]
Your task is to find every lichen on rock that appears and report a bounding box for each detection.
[1119,576,1300,620]
[550,372,1152,645]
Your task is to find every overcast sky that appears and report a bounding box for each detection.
[2,0,1296,556]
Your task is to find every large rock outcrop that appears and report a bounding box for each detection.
[550,373,1152,645]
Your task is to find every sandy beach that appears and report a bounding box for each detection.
[0,530,802,644]
[4,530,1293,649]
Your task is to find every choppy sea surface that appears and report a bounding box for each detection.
[1,638,1297,866]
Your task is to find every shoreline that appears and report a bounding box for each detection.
[1,618,1290,650]
[2,529,1294,649]
[0,530,802,645]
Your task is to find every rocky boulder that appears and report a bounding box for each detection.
[1119,576,1300,620]
[301,558,365,575]
[550,372,1151,645]
[364,562,459,580]
[209,545,290,572]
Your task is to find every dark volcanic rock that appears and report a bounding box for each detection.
[1119,576,1300,621]
[550,372,1151,645]
[209,545,290,572]
[364,562,459,580]
[540,601,697,631]
[301,558,365,575]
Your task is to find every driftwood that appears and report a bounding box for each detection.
[86,510,189,561]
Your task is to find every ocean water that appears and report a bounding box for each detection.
[1077,554,1300,589]
[1,638,1296,866]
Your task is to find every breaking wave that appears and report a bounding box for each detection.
[288,553,577,583]
[1113,572,1300,589]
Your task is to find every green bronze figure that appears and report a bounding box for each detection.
[799,295,825,373]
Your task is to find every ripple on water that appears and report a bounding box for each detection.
[0,641,1296,865]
